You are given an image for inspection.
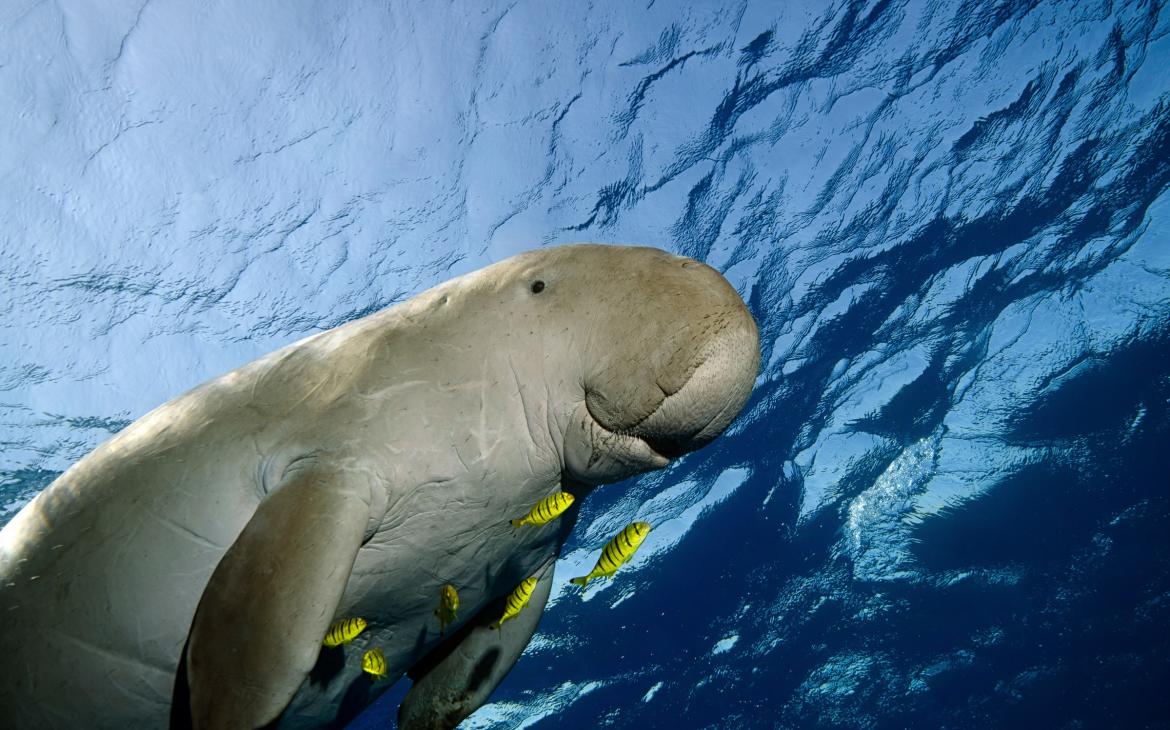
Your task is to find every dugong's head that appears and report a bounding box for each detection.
[491,244,759,485]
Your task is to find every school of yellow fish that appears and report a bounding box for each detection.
[318,489,653,684]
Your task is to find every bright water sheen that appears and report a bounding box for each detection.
[2,1,1169,728]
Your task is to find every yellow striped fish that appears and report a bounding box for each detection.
[322,617,367,647]
[434,583,460,635]
[361,647,387,680]
[511,491,575,527]
[570,522,651,586]
[489,576,539,630]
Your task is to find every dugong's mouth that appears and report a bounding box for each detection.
[583,334,757,467]
[574,346,752,480]
[560,400,670,485]
[638,434,690,461]
[583,382,695,463]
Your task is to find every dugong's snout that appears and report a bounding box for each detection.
[562,248,760,483]
[633,289,759,458]
[630,258,759,457]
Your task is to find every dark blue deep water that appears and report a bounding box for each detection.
[3,1,1170,728]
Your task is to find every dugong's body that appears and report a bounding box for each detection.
[0,244,758,729]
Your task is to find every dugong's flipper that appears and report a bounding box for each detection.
[182,460,382,729]
[398,562,555,729]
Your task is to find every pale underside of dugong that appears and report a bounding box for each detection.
[0,244,759,729]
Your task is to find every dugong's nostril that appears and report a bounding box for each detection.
[680,259,702,270]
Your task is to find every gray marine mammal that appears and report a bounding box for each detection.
[0,244,759,729]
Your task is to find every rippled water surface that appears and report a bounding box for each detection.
[3,1,1169,727]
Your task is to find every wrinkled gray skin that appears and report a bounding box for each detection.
[0,244,759,729]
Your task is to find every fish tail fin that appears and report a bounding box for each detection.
[510,519,523,528]
[489,621,500,631]
[570,575,589,587]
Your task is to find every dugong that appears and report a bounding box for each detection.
[0,244,759,729]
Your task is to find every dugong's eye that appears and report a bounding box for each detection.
[530,280,546,294]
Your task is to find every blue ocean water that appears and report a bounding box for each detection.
[2,1,1169,728]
